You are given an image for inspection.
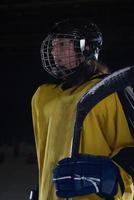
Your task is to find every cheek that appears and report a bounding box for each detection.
[66,46,76,55]
[69,50,77,61]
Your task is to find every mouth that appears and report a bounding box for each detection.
[54,58,64,65]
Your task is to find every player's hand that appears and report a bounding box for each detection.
[53,154,121,198]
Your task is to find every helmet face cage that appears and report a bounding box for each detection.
[41,33,84,79]
[40,20,103,80]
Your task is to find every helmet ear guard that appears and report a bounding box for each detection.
[82,23,103,60]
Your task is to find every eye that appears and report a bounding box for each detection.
[70,40,73,43]
[59,42,64,46]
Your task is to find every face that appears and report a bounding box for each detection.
[51,38,78,69]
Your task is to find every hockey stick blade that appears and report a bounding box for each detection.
[71,66,134,157]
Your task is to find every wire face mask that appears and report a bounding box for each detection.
[41,33,86,80]
[40,19,103,80]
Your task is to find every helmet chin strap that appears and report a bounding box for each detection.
[83,50,99,66]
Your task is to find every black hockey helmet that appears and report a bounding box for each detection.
[41,18,103,80]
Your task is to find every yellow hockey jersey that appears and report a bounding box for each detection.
[31,78,134,200]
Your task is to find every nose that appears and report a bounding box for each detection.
[51,45,61,59]
[51,46,55,56]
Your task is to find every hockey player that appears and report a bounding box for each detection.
[31,18,134,200]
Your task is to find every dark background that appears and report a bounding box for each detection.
[0,0,134,149]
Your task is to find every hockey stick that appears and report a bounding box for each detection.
[65,66,134,200]
[71,66,134,157]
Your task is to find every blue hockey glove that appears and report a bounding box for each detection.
[53,154,121,198]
